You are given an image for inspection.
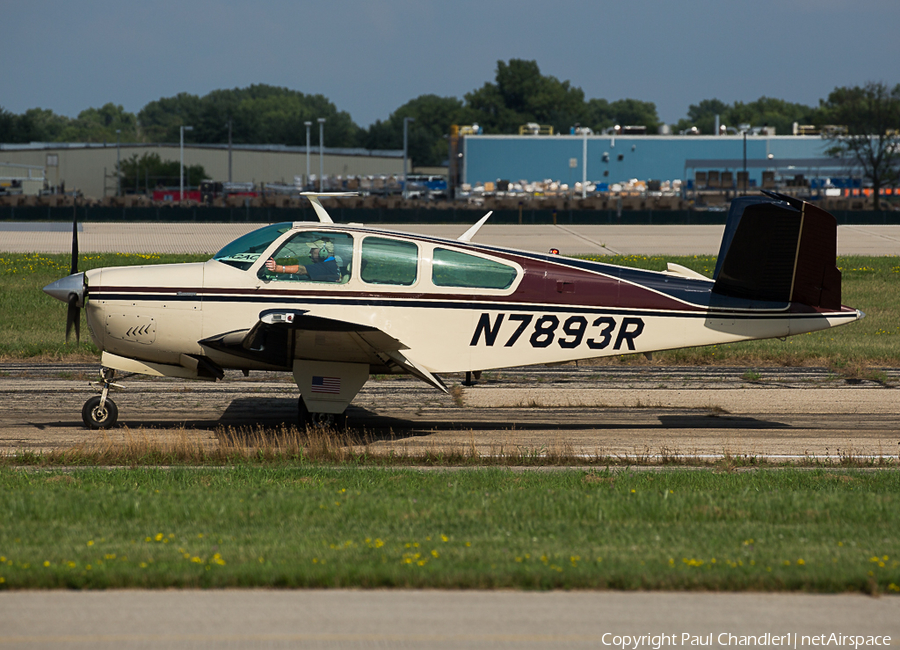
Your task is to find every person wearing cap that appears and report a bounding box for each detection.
[265,239,340,282]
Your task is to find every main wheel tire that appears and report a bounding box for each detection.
[298,396,311,427]
[82,395,118,430]
[310,412,347,429]
[298,397,346,429]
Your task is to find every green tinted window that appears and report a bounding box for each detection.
[361,237,418,286]
[432,248,517,289]
[213,222,292,270]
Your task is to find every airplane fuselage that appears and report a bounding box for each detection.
[82,223,860,376]
[44,192,864,428]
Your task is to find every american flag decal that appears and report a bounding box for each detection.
[311,376,341,394]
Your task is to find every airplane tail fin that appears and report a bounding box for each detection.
[712,192,842,310]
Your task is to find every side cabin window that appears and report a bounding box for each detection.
[431,248,517,289]
[361,237,418,286]
[259,231,354,284]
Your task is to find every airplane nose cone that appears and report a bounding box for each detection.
[44,272,85,306]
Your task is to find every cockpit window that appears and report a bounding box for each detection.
[213,222,292,270]
[258,231,354,284]
[432,248,517,289]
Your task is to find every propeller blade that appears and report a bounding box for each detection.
[70,203,79,275]
[66,294,80,343]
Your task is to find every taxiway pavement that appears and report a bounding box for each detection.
[2,365,897,462]
[2,590,898,650]
[2,222,900,256]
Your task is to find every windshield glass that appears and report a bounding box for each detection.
[212,223,293,270]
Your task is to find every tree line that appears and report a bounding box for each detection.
[1,60,898,206]
[0,60,894,160]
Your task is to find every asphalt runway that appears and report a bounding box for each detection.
[2,590,898,650]
[2,364,898,462]
[3,221,900,256]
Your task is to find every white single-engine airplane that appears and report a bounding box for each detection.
[44,191,862,429]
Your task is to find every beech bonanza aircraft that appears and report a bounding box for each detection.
[44,191,862,429]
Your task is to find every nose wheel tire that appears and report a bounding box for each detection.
[82,395,119,429]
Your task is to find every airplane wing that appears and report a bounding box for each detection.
[200,310,448,393]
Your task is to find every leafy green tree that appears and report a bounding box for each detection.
[60,103,138,142]
[137,92,204,143]
[361,94,467,167]
[117,152,209,192]
[0,107,69,142]
[676,98,728,133]
[463,80,518,133]
[731,97,816,136]
[583,98,662,133]
[138,85,361,148]
[0,106,26,142]
[464,59,588,134]
[818,81,900,210]
[583,98,613,131]
[676,97,815,135]
[0,105,138,143]
[463,60,659,136]
[19,108,71,141]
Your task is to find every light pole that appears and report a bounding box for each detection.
[317,118,326,191]
[115,129,121,197]
[742,130,747,196]
[304,121,312,189]
[403,117,415,199]
[582,128,588,199]
[180,125,193,202]
[227,119,233,184]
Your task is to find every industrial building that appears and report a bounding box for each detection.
[0,142,407,198]
[460,133,852,193]
[0,132,876,207]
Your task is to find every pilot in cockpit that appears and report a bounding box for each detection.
[265,239,340,282]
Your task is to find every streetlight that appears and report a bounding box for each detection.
[227,119,233,184]
[304,121,312,189]
[115,129,121,197]
[317,118,326,191]
[403,117,415,199]
[180,125,193,202]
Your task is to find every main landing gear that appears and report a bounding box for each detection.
[298,396,347,429]
[82,368,122,429]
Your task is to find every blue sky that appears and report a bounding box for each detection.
[3,0,899,128]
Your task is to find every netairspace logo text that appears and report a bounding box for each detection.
[600,634,892,650]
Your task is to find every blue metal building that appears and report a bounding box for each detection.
[462,135,839,188]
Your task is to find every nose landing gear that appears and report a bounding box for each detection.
[82,368,122,429]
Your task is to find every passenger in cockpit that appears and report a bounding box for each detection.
[265,239,340,282]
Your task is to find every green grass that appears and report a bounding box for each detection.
[2,253,899,364]
[1,467,898,592]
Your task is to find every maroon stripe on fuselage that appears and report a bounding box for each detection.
[91,251,706,312]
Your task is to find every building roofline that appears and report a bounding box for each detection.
[463,134,825,142]
[0,142,403,158]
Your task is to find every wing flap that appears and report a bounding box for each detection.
[201,311,446,391]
